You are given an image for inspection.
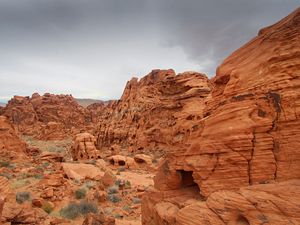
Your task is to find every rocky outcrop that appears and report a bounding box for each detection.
[142,7,300,225]
[61,162,105,180]
[96,70,211,155]
[87,102,106,123]
[142,180,300,225]
[0,116,27,159]
[1,93,91,140]
[0,177,9,224]
[82,212,115,225]
[71,132,101,160]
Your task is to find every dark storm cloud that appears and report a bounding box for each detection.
[0,0,298,101]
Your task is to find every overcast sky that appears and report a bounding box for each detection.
[0,0,298,101]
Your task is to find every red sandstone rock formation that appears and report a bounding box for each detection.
[142,180,300,224]
[96,70,211,155]
[0,116,27,159]
[142,7,300,225]
[87,102,106,123]
[71,132,101,160]
[1,93,91,140]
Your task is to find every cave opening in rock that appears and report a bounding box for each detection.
[135,158,146,164]
[118,160,126,166]
[177,170,199,189]
[236,215,250,225]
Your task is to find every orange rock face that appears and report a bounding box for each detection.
[142,7,300,225]
[1,93,91,140]
[87,102,106,123]
[142,180,300,225]
[71,132,101,160]
[95,69,211,155]
[0,116,27,159]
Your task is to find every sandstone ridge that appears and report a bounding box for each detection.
[142,7,300,225]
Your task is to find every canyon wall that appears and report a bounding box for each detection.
[95,70,211,156]
[142,7,300,225]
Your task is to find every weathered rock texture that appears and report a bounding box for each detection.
[1,93,91,140]
[0,116,27,159]
[71,132,101,160]
[96,70,211,155]
[142,180,300,225]
[142,7,300,225]
[87,102,106,123]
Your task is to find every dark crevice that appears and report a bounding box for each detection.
[249,130,256,185]
[266,92,281,180]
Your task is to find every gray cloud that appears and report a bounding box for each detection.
[0,0,298,101]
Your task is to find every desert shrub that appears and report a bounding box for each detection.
[115,179,131,189]
[78,200,98,215]
[114,213,122,219]
[125,180,131,189]
[11,179,31,189]
[75,188,87,199]
[132,197,141,204]
[60,202,80,219]
[0,161,10,168]
[115,179,121,186]
[33,173,44,179]
[42,162,50,167]
[82,181,95,190]
[122,205,132,213]
[60,201,98,219]
[118,167,125,172]
[108,194,121,203]
[16,191,31,204]
[42,202,54,214]
[108,185,118,194]
[0,172,13,179]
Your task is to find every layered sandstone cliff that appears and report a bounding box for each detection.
[0,116,27,159]
[142,7,300,225]
[96,70,211,156]
[1,93,91,140]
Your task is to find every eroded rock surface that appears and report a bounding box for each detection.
[96,70,211,156]
[153,6,300,196]
[1,93,91,140]
[143,180,300,225]
[142,7,300,225]
[71,132,101,160]
[0,116,27,159]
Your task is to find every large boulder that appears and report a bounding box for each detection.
[71,132,101,161]
[61,163,104,181]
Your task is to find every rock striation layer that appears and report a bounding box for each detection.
[142,7,300,225]
[96,70,211,156]
[142,180,300,225]
[0,116,27,159]
[71,132,101,160]
[1,93,91,140]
